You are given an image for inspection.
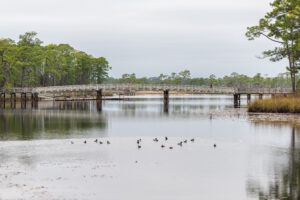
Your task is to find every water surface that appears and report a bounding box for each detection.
[0,94,298,199]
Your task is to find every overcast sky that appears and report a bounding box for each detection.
[0,0,287,78]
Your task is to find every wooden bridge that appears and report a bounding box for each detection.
[0,84,293,110]
[0,84,292,94]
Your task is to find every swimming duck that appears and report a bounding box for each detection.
[71,141,74,144]
[99,141,103,144]
[169,147,173,149]
[153,138,159,142]
[165,136,168,141]
[177,142,183,146]
[94,139,98,143]
[107,141,110,144]
[183,140,187,143]
[84,140,87,144]
[138,145,142,149]
[214,144,216,148]
[191,138,195,142]
[161,144,165,148]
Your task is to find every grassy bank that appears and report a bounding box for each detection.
[248,97,300,113]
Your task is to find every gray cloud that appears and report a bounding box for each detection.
[0,0,286,78]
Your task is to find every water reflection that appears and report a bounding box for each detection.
[246,123,300,200]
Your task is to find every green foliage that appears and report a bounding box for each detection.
[0,32,111,88]
[246,0,300,92]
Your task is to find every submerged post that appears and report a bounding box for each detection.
[0,92,5,108]
[10,93,16,103]
[234,93,241,108]
[21,92,27,102]
[96,89,102,100]
[163,89,169,113]
[247,94,251,103]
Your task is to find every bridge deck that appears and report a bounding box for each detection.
[0,84,292,95]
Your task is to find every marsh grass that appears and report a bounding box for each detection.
[248,97,300,113]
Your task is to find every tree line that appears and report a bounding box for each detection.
[105,70,294,89]
[0,32,111,88]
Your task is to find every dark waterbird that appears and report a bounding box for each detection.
[214,144,216,148]
[107,141,110,145]
[177,142,183,147]
[71,141,74,144]
[169,147,173,150]
[153,138,159,142]
[183,140,187,143]
[94,139,98,143]
[99,141,103,144]
[165,136,168,141]
[191,138,195,142]
[161,144,165,148]
[138,145,142,149]
[84,140,87,144]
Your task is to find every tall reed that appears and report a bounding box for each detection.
[248,97,300,113]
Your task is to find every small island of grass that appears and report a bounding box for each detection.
[248,96,300,113]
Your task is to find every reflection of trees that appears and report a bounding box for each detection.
[0,111,107,140]
[246,125,300,200]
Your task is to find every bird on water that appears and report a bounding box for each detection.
[161,144,165,148]
[138,145,142,149]
[183,140,187,143]
[107,141,110,144]
[99,141,103,144]
[191,138,195,142]
[94,139,98,143]
[71,141,74,144]
[165,136,168,141]
[169,147,173,150]
[153,138,159,142]
[177,142,183,147]
[214,144,216,148]
[84,140,87,144]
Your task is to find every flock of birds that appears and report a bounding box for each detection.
[71,137,217,150]
[137,137,216,149]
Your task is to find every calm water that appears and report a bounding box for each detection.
[0,94,299,199]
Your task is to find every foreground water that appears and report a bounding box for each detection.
[0,95,299,199]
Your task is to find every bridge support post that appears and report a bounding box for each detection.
[31,93,38,109]
[96,89,102,100]
[247,94,251,103]
[0,92,5,108]
[163,90,169,113]
[234,94,240,108]
[10,93,16,103]
[21,93,27,102]
[258,94,263,99]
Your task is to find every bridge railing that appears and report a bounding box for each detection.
[1,84,293,94]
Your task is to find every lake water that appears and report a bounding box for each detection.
[0,95,299,200]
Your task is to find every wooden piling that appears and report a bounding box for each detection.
[163,90,169,112]
[96,89,102,100]
[247,94,251,103]
[234,94,240,108]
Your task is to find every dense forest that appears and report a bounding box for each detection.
[105,70,296,89]
[0,32,111,88]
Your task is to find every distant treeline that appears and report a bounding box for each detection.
[0,32,111,88]
[105,70,296,89]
